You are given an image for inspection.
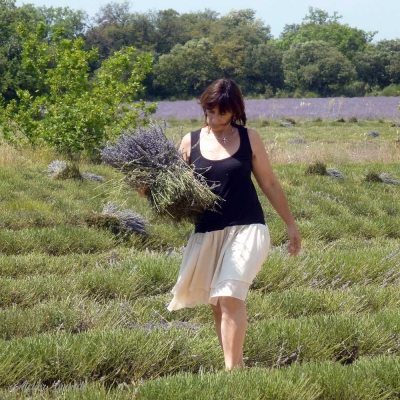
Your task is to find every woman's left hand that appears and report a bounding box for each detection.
[286,225,301,256]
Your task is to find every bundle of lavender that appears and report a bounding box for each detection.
[101,122,221,222]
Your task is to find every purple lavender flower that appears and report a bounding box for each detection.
[101,122,221,222]
[150,97,400,120]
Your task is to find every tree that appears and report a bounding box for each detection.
[352,39,400,89]
[352,45,390,88]
[211,9,271,45]
[0,1,89,101]
[387,52,400,84]
[153,38,220,98]
[283,41,356,96]
[0,22,156,157]
[278,7,376,60]
[151,9,188,54]
[243,42,284,94]
[376,39,400,85]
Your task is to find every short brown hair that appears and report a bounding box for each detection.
[199,79,247,126]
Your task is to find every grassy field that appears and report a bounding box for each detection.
[1,118,400,399]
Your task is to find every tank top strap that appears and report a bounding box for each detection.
[237,125,252,157]
[189,129,202,165]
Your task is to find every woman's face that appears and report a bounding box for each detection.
[205,107,233,133]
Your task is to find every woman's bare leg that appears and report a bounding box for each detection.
[211,301,224,351]
[211,297,246,369]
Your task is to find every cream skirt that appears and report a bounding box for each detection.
[167,224,270,311]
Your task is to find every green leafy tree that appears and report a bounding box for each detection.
[243,42,284,95]
[153,38,220,98]
[0,22,156,157]
[278,7,375,60]
[0,1,41,100]
[0,0,89,101]
[283,40,356,96]
[352,45,390,88]
[85,2,158,59]
[376,39,400,85]
[353,39,400,89]
[212,38,247,81]
[211,9,271,45]
[387,52,400,84]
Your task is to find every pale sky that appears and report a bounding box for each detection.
[15,0,400,42]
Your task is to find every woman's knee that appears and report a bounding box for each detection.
[210,303,222,317]
[218,296,245,313]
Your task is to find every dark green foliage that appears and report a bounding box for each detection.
[278,7,375,59]
[282,41,356,96]
[365,172,383,182]
[0,3,398,101]
[348,116,358,123]
[1,23,156,157]
[305,161,328,175]
[85,213,132,239]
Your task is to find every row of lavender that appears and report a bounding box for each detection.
[152,97,400,120]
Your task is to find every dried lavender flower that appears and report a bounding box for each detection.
[47,160,82,180]
[47,160,67,178]
[102,201,147,235]
[327,168,344,179]
[101,122,221,222]
[379,173,400,186]
[81,172,105,183]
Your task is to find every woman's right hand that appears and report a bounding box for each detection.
[286,225,301,256]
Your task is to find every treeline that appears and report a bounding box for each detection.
[1,0,400,101]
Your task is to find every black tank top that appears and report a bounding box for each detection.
[190,126,265,233]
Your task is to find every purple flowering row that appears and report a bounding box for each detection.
[151,97,400,120]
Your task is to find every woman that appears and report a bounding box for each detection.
[167,78,301,369]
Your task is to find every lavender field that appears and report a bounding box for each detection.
[153,96,400,120]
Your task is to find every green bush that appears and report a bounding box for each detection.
[380,84,400,97]
[0,23,156,158]
[304,91,319,98]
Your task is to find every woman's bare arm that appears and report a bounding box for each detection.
[179,132,191,164]
[248,128,301,256]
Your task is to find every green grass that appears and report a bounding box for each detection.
[0,119,400,398]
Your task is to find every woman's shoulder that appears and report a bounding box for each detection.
[242,127,264,155]
[239,126,262,142]
[179,132,192,163]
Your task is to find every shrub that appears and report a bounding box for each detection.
[304,91,319,98]
[0,23,156,158]
[365,172,383,183]
[274,90,291,98]
[380,84,400,97]
[263,84,274,99]
[305,161,328,176]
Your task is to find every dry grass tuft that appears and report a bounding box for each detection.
[267,141,400,165]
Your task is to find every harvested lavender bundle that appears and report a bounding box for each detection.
[102,201,147,235]
[101,122,221,222]
[47,160,82,180]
